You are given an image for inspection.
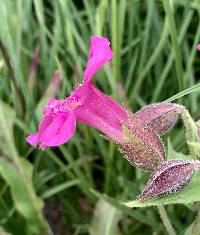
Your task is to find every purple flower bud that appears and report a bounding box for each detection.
[134,103,185,135]
[118,114,165,171]
[138,160,200,200]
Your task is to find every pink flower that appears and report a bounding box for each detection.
[197,44,200,51]
[26,36,166,171]
[26,36,129,149]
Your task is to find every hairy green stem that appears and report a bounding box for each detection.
[157,205,176,235]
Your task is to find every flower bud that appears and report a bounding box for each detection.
[138,160,200,200]
[134,103,185,135]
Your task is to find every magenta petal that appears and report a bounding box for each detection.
[197,44,200,51]
[40,112,76,147]
[26,116,53,146]
[26,134,39,146]
[25,115,53,147]
[38,115,53,133]
[84,36,113,83]
[26,115,53,146]
[75,84,128,141]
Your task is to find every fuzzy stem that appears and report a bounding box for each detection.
[157,205,176,235]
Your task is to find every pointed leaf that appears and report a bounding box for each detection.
[167,138,192,160]
[0,157,45,233]
[36,70,62,119]
[184,213,200,235]
[89,199,122,235]
[182,110,200,158]
[187,141,200,158]
[0,227,12,235]
[0,100,47,233]
[0,100,16,156]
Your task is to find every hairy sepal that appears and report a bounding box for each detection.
[134,102,185,135]
[118,117,165,171]
[138,160,200,201]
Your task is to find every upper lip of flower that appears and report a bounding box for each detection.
[26,36,116,149]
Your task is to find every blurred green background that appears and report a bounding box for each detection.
[0,0,200,234]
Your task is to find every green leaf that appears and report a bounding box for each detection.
[165,83,200,102]
[41,179,81,199]
[0,227,12,235]
[182,110,200,158]
[184,212,200,235]
[182,110,200,142]
[124,170,200,208]
[196,119,200,126]
[167,138,192,160]
[90,189,156,227]
[89,199,122,235]
[187,141,200,158]
[0,100,48,233]
[0,100,16,156]
[0,158,45,233]
[36,70,61,119]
